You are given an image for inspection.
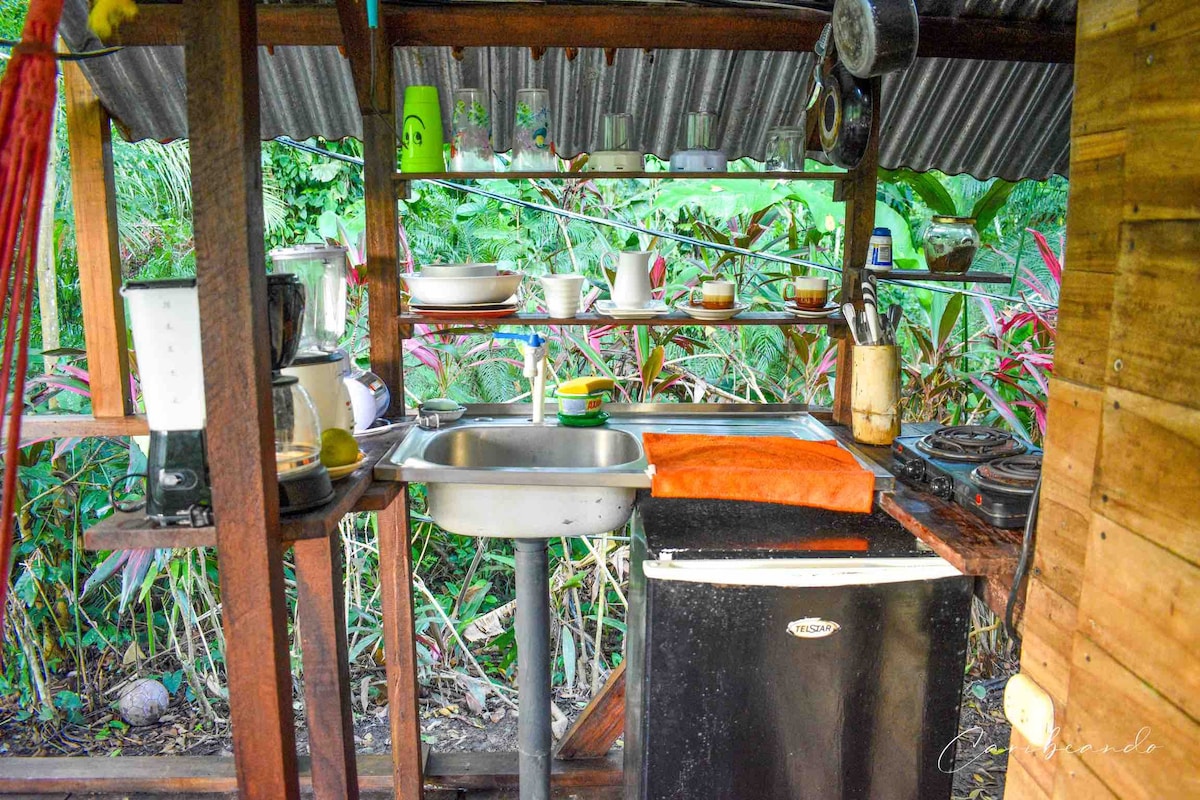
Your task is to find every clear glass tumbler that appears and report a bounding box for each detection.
[685,111,719,150]
[512,88,554,171]
[764,125,807,171]
[601,112,634,151]
[450,88,493,171]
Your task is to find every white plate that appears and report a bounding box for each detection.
[411,298,518,310]
[595,300,671,319]
[676,301,750,321]
[785,303,839,318]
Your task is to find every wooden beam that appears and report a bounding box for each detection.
[334,0,374,110]
[294,531,361,800]
[105,4,1076,63]
[0,750,619,795]
[184,0,299,796]
[555,662,626,760]
[62,62,132,419]
[6,413,148,445]
[379,497,425,799]
[363,47,403,416]
[832,77,881,427]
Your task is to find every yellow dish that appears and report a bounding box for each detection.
[326,452,365,481]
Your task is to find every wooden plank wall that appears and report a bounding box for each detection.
[1008,1,1200,797]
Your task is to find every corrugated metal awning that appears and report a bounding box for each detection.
[60,0,1076,180]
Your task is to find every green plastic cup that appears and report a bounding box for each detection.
[401,86,445,173]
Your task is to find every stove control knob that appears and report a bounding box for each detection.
[900,460,925,481]
[930,476,954,499]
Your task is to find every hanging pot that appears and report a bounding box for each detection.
[818,54,874,169]
[832,0,919,79]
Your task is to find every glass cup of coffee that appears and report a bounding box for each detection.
[783,276,829,309]
[690,279,736,309]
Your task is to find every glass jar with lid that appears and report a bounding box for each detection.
[269,244,348,354]
[272,375,323,478]
[922,216,980,274]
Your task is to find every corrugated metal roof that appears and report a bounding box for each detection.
[60,0,1075,180]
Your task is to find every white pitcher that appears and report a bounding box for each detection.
[603,250,654,308]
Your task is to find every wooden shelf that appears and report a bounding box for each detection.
[83,433,407,551]
[395,170,846,183]
[871,270,1012,284]
[399,310,845,328]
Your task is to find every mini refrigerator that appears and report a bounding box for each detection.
[624,502,973,800]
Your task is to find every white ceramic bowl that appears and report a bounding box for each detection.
[403,272,523,306]
[420,263,498,278]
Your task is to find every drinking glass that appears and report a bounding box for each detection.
[601,112,634,151]
[764,124,807,171]
[685,111,718,150]
[512,88,554,171]
[450,88,493,171]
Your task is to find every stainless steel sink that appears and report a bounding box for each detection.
[375,406,894,538]
[380,423,643,538]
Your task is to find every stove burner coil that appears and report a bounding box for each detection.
[915,425,1027,462]
[972,454,1043,495]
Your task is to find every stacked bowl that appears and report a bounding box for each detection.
[402,264,522,318]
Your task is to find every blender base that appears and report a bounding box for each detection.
[279,465,335,514]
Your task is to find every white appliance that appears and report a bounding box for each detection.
[121,279,212,525]
[283,350,355,435]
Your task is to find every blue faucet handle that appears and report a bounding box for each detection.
[494,331,546,348]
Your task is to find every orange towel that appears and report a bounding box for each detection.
[642,433,876,513]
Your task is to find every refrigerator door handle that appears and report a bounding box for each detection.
[642,555,963,587]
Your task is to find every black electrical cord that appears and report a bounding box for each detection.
[1005,473,1042,646]
[270,136,1059,310]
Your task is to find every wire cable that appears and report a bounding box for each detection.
[270,136,1059,310]
[1005,474,1042,646]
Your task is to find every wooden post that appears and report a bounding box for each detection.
[832,77,881,426]
[363,43,404,416]
[184,0,300,797]
[295,532,361,800]
[379,499,424,799]
[36,123,59,377]
[63,62,132,417]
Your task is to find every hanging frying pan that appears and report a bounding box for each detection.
[817,50,874,169]
[832,0,919,79]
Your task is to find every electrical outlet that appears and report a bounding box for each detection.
[1003,672,1056,747]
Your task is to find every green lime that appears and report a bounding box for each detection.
[320,428,360,468]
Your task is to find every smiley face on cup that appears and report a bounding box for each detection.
[689,279,737,309]
[783,276,829,309]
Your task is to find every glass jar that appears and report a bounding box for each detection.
[272,376,323,478]
[269,244,348,354]
[923,216,980,274]
[764,125,807,171]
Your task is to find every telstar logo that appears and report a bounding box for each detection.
[786,617,841,639]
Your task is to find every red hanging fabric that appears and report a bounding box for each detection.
[0,0,64,625]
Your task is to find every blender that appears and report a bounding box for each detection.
[270,244,356,435]
[268,273,335,514]
[122,279,213,526]
[588,112,644,172]
[669,111,728,172]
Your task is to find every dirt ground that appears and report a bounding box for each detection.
[0,651,1018,799]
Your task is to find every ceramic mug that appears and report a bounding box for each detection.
[784,276,829,309]
[540,274,585,318]
[690,279,736,309]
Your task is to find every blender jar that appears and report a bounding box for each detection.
[269,244,348,354]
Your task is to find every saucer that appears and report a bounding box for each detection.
[596,300,671,319]
[677,301,749,321]
[326,452,365,481]
[785,302,838,318]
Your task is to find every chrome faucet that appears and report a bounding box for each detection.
[494,332,549,423]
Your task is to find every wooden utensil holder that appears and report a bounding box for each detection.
[851,345,901,445]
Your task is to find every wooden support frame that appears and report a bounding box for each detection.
[184,0,300,796]
[62,61,132,419]
[832,77,883,426]
[555,662,627,760]
[104,4,1076,63]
